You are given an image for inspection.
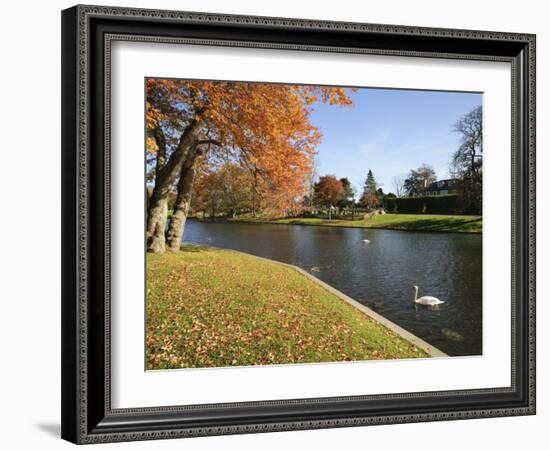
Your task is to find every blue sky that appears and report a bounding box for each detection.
[309,88,482,197]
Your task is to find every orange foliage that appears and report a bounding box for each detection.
[313,175,344,207]
[146,78,354,214]
[193,164,251,216]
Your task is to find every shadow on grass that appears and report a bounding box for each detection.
[382,217,482,232]
[180,244,212,253]
[284,217,481,233]
[286,219,343,226]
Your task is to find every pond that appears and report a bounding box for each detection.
[183,219,482,356]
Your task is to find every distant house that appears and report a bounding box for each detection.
[425,179,459,196]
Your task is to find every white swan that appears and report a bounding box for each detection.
[412,285,444,306]
[363,239,371,243]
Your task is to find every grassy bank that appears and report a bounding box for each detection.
[230,213,482,233]
[147,245,427,369]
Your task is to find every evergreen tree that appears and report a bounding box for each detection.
[363,169,377,197]
[360,170,380,210]
[337,177,355,208]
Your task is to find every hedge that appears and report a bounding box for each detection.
[424,195,460,214]
[384,197,397,213]
[395,196,427,213]
[391,195,460,214]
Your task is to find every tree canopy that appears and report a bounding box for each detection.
[452,105,482,178]
[452,106,483,213]
[146,79,355,252]
[404,164,437,196]
[337,177,355,208]
[313,175,344,208]
[363,169,377,196]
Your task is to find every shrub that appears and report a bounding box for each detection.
[393,195,460,214]
[424,195,460,214]
[395,196,427,213]
[384,197,397,213]
[456,178,482,214]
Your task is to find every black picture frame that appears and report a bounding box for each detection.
[61,4,536,444]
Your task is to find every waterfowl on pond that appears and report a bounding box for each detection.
[363,239,371,243]
[412,285,444,306]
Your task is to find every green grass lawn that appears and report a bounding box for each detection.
[232,213,482,233]
[146,245,427,369]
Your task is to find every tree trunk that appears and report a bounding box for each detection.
[153,126,167,176]
[146,197,168,253]
[251,167,258,217]
[146,118,201,253]
[165,150,198,251]
[144,126,167,253]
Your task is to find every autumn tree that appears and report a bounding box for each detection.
[192,163,252,218]
[146,79,354,252]
[313,175,344,208]
[192,170,225,220]
[359,192,381,210]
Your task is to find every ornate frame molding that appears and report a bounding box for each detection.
[61,5,536,444]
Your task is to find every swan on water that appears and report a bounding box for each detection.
[363,239,371,243]
[412,285,444,306]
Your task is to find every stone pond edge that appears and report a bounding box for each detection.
[231,249,449,358]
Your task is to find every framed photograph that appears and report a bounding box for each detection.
[61,5,536,444]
